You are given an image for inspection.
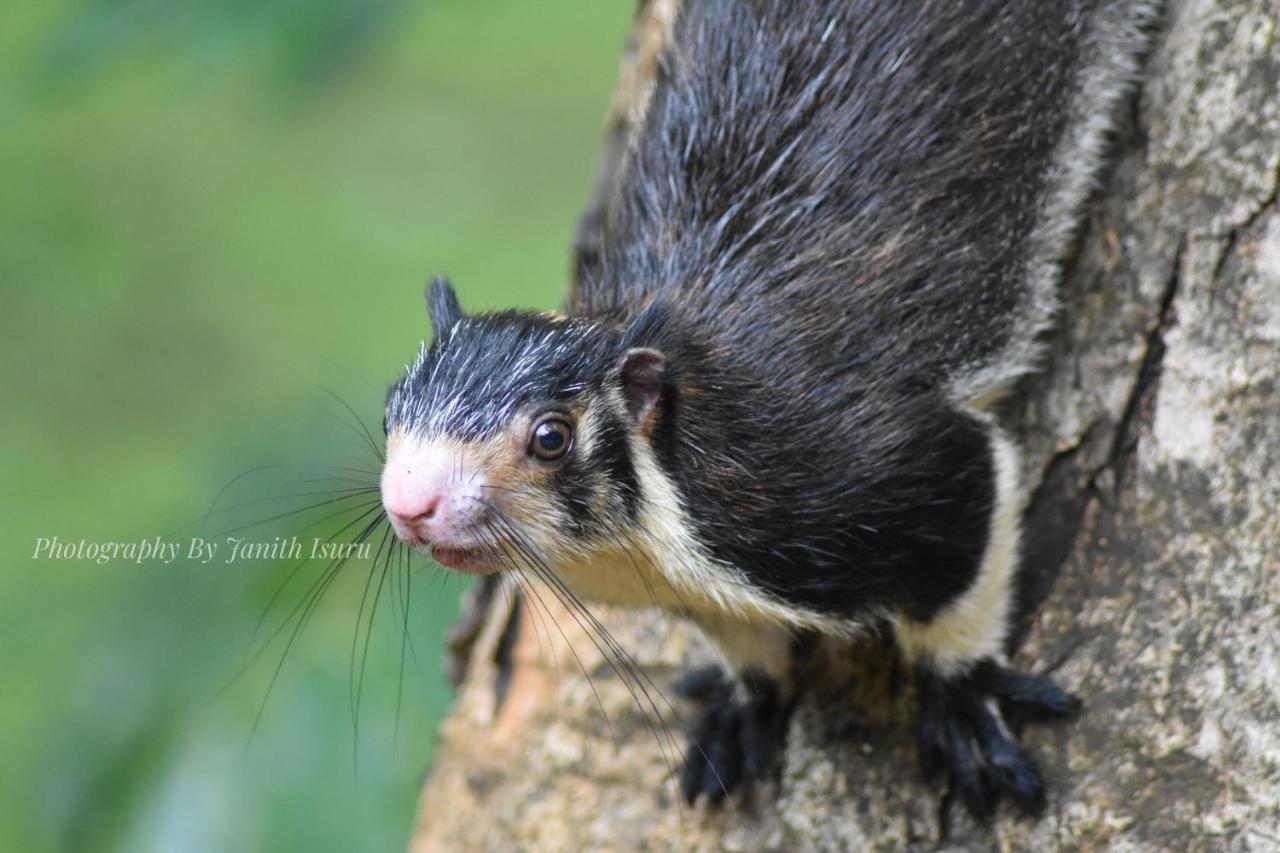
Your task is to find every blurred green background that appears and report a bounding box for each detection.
[0,1,630,850]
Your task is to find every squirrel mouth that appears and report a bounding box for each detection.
[429,544,500,575]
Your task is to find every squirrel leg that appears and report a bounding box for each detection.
[898,425,1081,820]
[442,573,504,688]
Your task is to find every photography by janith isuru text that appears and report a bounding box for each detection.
[31,535,374,565]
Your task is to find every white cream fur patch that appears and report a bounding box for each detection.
[553,395,1023,679]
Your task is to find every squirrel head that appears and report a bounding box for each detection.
[380,278,671,575]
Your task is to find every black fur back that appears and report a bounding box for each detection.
[573,0,1102,619]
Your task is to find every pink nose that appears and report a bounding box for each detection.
[380,441,484,545]
[381,475,449,542]
[382,489,441,526]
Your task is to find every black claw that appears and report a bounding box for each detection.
[703,707,743,804]
[680,707,718,804]
[1000,752,1047,817]
[916,659,1078,821]
[962,691,1047,817]
[947,717,996,821]
[680,751,708,804]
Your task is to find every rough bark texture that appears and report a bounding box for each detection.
[411,1,1280,849]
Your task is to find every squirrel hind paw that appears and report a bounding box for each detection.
[915,659,1080,821]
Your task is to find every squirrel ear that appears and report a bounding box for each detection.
[425,276,464,339]
[618,348,665,423]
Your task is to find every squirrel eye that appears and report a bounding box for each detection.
[529,418,573,461]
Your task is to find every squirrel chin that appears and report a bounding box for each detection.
[430,545,502,576]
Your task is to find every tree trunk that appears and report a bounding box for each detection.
[410,0,1280,848]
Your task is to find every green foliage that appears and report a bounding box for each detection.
[41,0,408,86]
[0,1,630,850]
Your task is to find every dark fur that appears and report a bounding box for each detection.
[393,0,1103,620]
[388,0,1150,819]
[573,0,1098,621]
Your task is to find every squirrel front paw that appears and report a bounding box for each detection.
[673,665,792,805]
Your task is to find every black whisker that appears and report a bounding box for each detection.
[350,524,396,766]
[468,528,557,695]
[606,527,735,674]
[217,491,382,538]
[226,502,386,692]
[246,513,387,747]
[352,525,397,771]
[505,560,618,742]
[392,541,412,753]
[482,511,682,777]
[192,462,381,535]
[322,387,385,464]
[191,486,381,530]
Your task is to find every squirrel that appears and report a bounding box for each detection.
[379,0,1158,820]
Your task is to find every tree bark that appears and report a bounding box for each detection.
[410,0,1280,848]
